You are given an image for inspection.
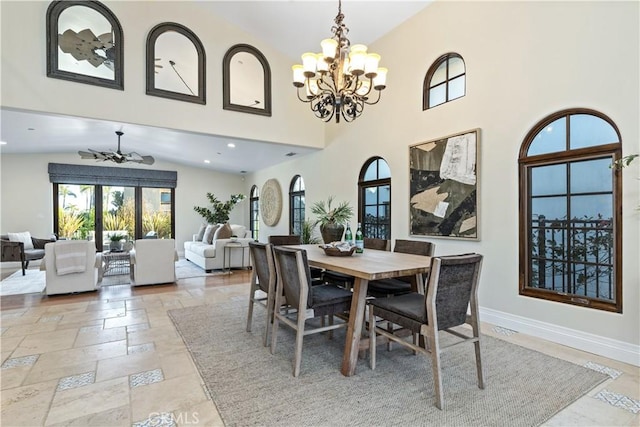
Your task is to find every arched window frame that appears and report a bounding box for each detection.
[518,108,623,313]
[46,0,124,90]
[423,52,465,110]
[358,157,391,239]
[249,185,259,241]
[146,22,206,104]
[289,175,305,235]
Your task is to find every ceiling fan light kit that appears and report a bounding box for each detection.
[78,131,155,165]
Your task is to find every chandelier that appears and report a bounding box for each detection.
[292,0,387,123]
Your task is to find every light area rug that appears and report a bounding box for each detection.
[168,301,608,427]
[174,258,228,279]
[0,269,46,296]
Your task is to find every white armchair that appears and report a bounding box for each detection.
[131,239,177,286]
[44,241,100,295]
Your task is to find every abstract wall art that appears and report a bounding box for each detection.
[409,129,479,240]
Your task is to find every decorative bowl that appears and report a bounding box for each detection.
[320,246,356,257]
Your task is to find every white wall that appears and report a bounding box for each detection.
[0,0,324,150]
[247,1,640,364]
[0,153,248,254]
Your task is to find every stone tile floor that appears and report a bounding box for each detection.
[0,267,638,426]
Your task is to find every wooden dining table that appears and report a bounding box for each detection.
[290,244,432,377]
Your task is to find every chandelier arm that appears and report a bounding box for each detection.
[295,88,313,103]
[363,88,382,105]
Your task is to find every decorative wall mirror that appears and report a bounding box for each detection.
[46,0,123,90]
[146,23,206,104]
[223,44,272,116]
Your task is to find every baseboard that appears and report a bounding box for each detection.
[480,306,640,367]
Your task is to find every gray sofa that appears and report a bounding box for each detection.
[1,233,56,275]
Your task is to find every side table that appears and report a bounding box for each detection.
[100,250,132,281]
[223,242,248,272]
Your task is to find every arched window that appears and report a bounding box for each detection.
[423,53,465,110]
[519,108,622,313]
[358,157,391,239]
[289,175,305,235]
[249,185,259,240]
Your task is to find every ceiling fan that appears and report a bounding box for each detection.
[78,131,155,165]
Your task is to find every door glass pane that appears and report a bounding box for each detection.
[571,194,612,219]
[570,158,612,193]
[532,196,566,222]
[448,75,465,100]
[142,188,172,239]
[528,117,566,155]
[531,164,567,196]
[365,187,377,204]
[379,184,391,203]
[570,114,619,149]
[102,186,135,251]
[58,184,95,241]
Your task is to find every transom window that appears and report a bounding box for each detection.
[358,157,391,239]
[249,185,259,240]
[289,175,305,235]
[423,53,465,110]
[518,108,622,312]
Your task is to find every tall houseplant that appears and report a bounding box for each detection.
[311,196,354,244]
[193,193,245,224]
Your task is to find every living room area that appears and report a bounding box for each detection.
[1,0,639,425]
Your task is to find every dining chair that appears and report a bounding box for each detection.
[367,239,435,298]
[247,241,277,346]
[269,235,324,282]
[270,246,353,377]
[322,237,391,288]
[368,253,484,409]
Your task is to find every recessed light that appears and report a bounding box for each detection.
[204,160,210,164]
[27,127,35,131]
[227,143,235,148]
[0,141,7,145]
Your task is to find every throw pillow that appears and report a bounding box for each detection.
[230,224,246,238]
[202,224,219,244]
[195,224,207,241]
[213,222,233,240]
[8,231,34,250]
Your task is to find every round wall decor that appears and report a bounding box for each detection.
[260,178,282,226]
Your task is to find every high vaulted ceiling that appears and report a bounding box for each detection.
[0,1,432,174]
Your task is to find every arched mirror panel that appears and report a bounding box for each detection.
[47,0,124,90]
[223,44,272,116]
[146,23,206,104]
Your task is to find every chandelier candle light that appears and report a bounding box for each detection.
[292,0,387,123]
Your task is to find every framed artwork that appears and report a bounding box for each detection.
[223,44,272,116]
[409,129,479,240]
[46,0,124,90]
[146,22,206,104]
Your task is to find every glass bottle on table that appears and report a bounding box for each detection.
[355,222,364,253]
[344,223,353,245]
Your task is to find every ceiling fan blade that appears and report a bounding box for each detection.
[140,155,155,165]
[78,150,107,160]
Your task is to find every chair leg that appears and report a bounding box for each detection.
[246,286,256,333]
[471,316,484,389]
[369,306,376,370]
[293,312,306,377]
[328,315,334,340]
[427,332,444,410]
[263,289,275,348]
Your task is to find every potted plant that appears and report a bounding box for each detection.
[108,233,125,252]
[193,193,245,224]
[311,196,354,244]
[301,219,321,244]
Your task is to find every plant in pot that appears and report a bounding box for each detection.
[311,196,354,244]
[193,193,245,224]
[108,233,125,252]
[301,219,321,244]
